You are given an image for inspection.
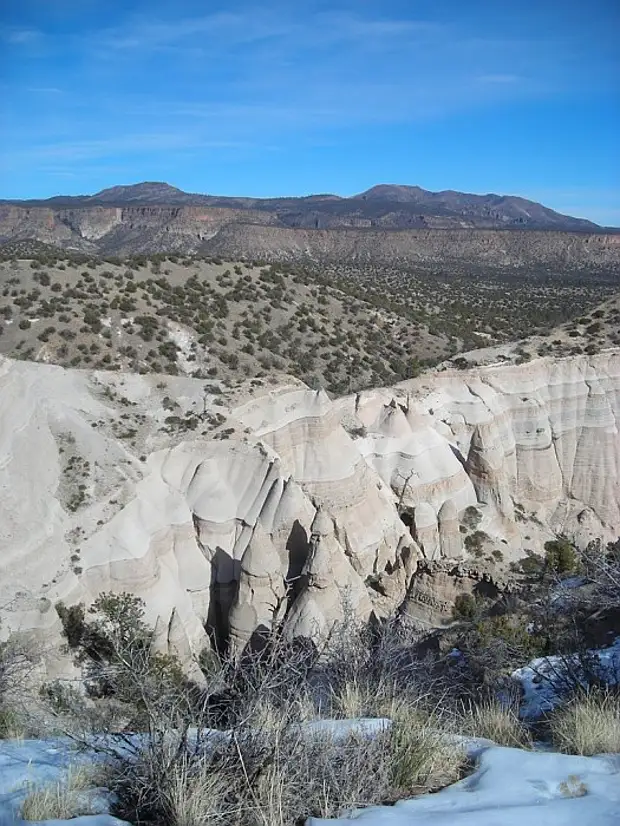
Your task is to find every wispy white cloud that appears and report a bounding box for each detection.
[477,74,522,84]
[2,133,255,166]
[89,8,443,67]
[3,28,42,45]
[26,86,63,94]
[97,11,296,53]
[18,6,579,137]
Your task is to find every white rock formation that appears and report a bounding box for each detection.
[284,507,372,641]
[1,350,619,669]
[340,351,620,552]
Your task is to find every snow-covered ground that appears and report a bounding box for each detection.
[0,720,390,825]
[0,737,127,826]
[514,637,620,719]
[309,746,620,825]
[2,718,618,825]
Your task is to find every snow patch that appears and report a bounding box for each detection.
[514,637,620,719]
[0,738,128,825]
[309,746,620,825]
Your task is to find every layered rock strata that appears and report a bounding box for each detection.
[0,351,619,671]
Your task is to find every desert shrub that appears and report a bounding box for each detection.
[581,538,620,611]
[55,601,87,648]
[0,634,37,737]
[549,690,620,755]
[464,530,489,556]
[452,593,478,621]
[461,505,482,530]
[55,594,187,728]
[476,615,546,661]
[454,613,548,693]
[544,537,578,575]
[515,551,545,577]
[83,307,102,332]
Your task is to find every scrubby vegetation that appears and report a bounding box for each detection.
[1,242,617,395]
[20,766,101,821]
[549,690,620,755]
[0,533,612,823]
[0,632,37,738]
[0,251,435,395]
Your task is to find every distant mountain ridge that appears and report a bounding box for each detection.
[3,181,619,266]
[2,181,600,231]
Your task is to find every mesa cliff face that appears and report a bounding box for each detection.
[206,223,620,268]
[0,204,278,255]
[0,351,618,670]
[1,202,620,267]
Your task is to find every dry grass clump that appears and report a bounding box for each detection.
[330,676,405,719]
[252,728,393,824]
[0,707,27,739]
[457,698,532,748]
[111,695,467,825]
[329,677,465,793]
[0,635,39,740]
[388,709,466,795]
[20,765,98,820]
[160,754,232,826]
[549,690,620,755]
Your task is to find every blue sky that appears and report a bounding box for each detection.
[1,0,619,224]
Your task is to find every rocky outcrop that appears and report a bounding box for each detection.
[228,521,287,653]
[233,387,410,578]
[284,508,372,640]
[1,350,619,672]
[403,561,506,625]
[438,501,463,560]
[341,351,620,550]
[2,202,620,265]
[0,359,414,668]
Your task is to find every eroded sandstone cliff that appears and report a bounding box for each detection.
[0,351,618,671]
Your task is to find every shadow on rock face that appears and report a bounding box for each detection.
[207,546,241,654]
[286,518,309,603]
